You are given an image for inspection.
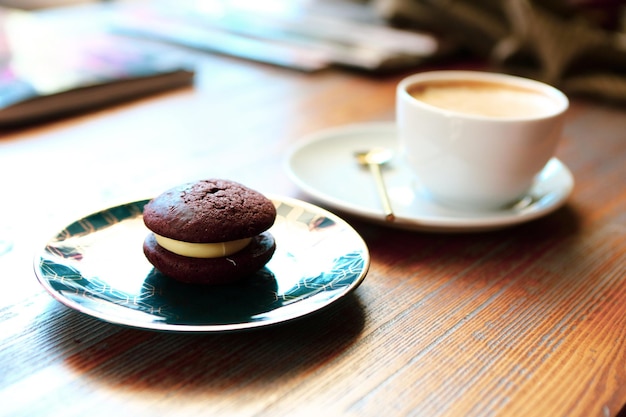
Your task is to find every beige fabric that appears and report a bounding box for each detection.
[374,0,626,104]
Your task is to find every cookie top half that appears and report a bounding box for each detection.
[143,179,276,243]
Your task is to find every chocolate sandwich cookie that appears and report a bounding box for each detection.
[142,179,277,284]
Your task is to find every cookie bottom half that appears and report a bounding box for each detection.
[143,232,276,285]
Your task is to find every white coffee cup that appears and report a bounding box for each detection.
[396,70,569,210]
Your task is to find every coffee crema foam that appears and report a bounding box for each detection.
[408,80,557,118]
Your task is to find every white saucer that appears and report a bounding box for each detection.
[285,122,574,232]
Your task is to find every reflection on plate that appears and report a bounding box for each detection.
[34,196,370,332]
[286,122,574,232]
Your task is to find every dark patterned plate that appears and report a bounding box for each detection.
[34,196,370,332]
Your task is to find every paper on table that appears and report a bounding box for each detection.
[0,8,195,127]
[111,0,449,73]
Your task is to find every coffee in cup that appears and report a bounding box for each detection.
[407,80,559,119]
[396,71,569,210]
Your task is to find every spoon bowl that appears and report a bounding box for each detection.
[355,147,394,166]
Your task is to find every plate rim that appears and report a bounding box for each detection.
[33,195,370,333]
[285,122,574,232]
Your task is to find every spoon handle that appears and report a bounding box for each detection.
[368,163,395,222]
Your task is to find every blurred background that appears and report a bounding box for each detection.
[1,0,625,128]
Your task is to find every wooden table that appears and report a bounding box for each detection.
[1,6,626,417]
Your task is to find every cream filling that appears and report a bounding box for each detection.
[154,233,251,258]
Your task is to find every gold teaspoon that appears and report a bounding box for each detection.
[354,147,395,222]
